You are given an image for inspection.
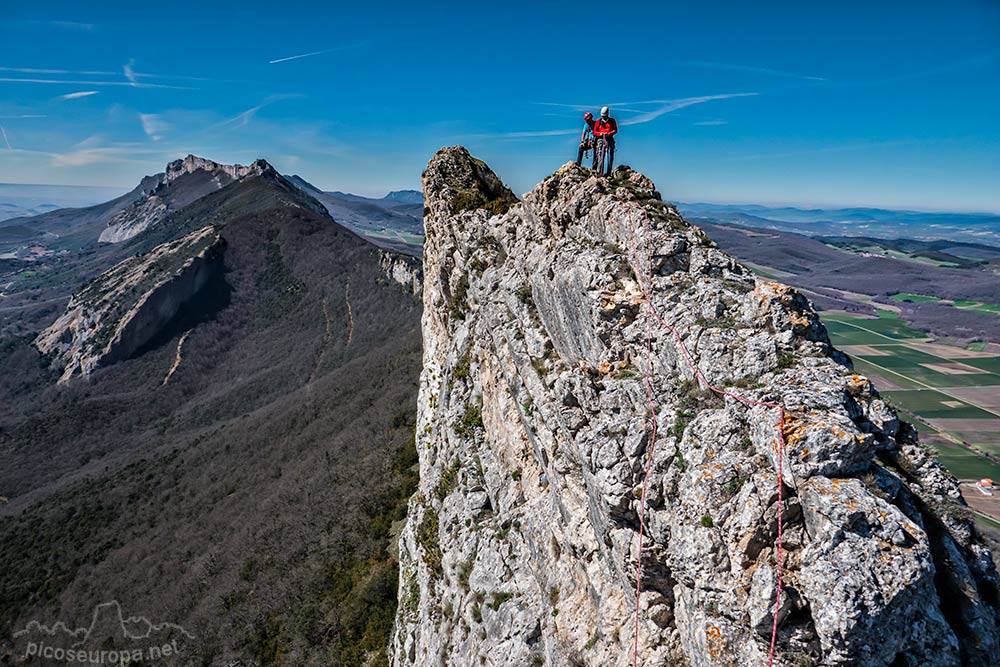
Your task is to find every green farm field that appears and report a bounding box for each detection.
[824,310,1000,481]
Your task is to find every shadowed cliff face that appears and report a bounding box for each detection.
[392,147,1000,667]
[35,226,226,382]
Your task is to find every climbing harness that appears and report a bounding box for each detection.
[596,136,611,175]
[625,206,787,667]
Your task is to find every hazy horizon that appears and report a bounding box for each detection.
[3,173,999,217]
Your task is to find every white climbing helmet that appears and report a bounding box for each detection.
[600,106,610,118]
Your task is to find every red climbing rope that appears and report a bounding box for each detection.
[625,205,786,667]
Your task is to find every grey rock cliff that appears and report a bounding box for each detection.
[390,147,1000,667]
[379,248,423,294]
[35,226,224,382]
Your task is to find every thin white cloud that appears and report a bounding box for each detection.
[213,94,302,129]
[680,60,828,82]
[129,72,216,82]
[534,102,647,114]
[0,114,47,119]
[48,140,173,167]
[842,54,996,88]
[715,140,915,162]
[269,49,334,64]
[0,77,192,89]
[533,102,599,112]
[268,44,364,64]
[57,90,99,100]
[620,94,757,126]
[123,59,137,86]
[1,125,10,150]
[0,66,116,75]
[139,113,171,141]
[52,148,126,167]
[15,20,96,30]
[694,120,728,126]
[501,93,756,137]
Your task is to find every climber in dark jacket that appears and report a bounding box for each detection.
[576,111,596,167]
[592,106,618,175]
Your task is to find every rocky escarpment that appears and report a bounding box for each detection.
[98,155,273,243]
[35,226,224,382]
[379,249,423,294]
[391,147,1000,667]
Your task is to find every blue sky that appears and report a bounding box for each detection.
[0,1,998,211]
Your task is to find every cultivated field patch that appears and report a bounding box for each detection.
[922,362,985,375]
[889,293,942,303]
[946,386,1000,410]
[839,344,891,357]
[911,342,994,359]
[823,310,1000,482]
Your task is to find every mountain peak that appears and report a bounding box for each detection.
[424,145,518,217]
[99,155,280,244]
[393,147,1000,666]
[383,189,422,204]
[165,154,274,183]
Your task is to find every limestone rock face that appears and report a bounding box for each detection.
[98,156,273,243]
[390,147,1000,667]
[379,248,423,295]
[35,226,224,382]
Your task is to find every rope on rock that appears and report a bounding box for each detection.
[625,205,787,667]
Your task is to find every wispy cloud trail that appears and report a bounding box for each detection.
[844,54,996,88]
[1,126,11,150]
[680,60,828,82]
[57,90,99,100]
[715,140,916,162]
[214,94,302,129]
[123,59,138,86]
[268,44,363,64]
[619,93,758,125]
[14,20,96,31]
[508,93,756,137]
[0,66,116,75]
[269,49,335,64]
[0,77,191,89]
[139,113,171,140]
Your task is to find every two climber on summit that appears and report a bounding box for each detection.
[575,106,618,175]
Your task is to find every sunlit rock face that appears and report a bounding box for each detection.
[390,147,1000,667]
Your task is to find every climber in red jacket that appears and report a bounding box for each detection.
[576,111,595,167]
[592,106,618,175]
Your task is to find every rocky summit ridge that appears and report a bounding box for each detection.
[390,147,1000,667]
[98,155,275,243]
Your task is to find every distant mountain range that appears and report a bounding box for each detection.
[7,176,999,252]
[0,183,128,223]
[288,178,422,256]
[678,202,1000,246]
[0,172,424,259]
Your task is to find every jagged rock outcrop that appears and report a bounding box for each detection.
[35,226,224,382]
[379,249,423,294]
[391,147,1000,667]
[98,155,273,243]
